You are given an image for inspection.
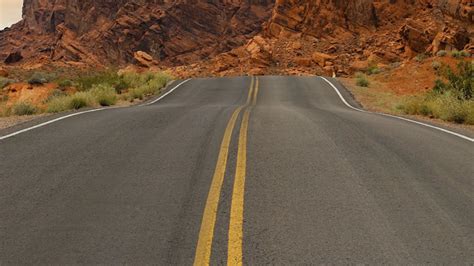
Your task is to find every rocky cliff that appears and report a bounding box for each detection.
[0,0,472,75]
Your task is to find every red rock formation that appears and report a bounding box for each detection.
[0,0,472,76]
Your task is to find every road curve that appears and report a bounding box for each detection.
[0,76,473,264]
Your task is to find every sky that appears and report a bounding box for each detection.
[0,0,23,30]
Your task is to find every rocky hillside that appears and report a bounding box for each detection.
[0,0,472,76]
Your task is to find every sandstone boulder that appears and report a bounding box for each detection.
[312,52,336,67]
[134,51,156,68]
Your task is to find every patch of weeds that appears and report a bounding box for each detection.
[68,92,94,110]
[57,79,73,90]
[28,72,55,85]
[415,53,428,62]
[436,50,447,57]
[367,65,381,75]
[450,50,469,59]
[12,102,37,116]
[75,70,121,91]
[0,77,15,89]
[90,84,117,106]
[431,61,441,71]
[46,96,69,113]
[355,72,370,87]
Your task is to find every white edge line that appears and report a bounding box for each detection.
[141,78,191,106]
[0,79,192,141]
[0,108,113,141]
[319,76,474,143]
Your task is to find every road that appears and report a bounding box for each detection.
[1,76,473,264]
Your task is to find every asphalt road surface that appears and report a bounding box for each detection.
[1,76,473,264]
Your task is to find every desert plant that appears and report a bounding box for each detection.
[436,50,447,57]
[431,61,441,71]
[28,72,48,85]
[415,53,428,62]
[0,77,14,89]
[46,96,69,113]
[75,70,121,91]
[68,92,93,109]
[433,60,473,100]
[90,84,117,106]
[12,102,37,116]
[366,65,381,75]
[57,79,73,90]
[449,50,469,58]
[355,73,370,87]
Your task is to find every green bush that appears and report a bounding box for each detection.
[75,70,121,91]
[0,77,14,89]
[450,50,464,58]
[433,60,473,100]
[90,84,117,106]
[46,96,69,113]
[28,72,54,85]
[57,79,73,90]
[68,92,93,110]
[436,50,447,57]
[12,102,37,116]
[415,53,428,62]
[431,61,441,71]
[355,73,370,87]
[367,65,381,75]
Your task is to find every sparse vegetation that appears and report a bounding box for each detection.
[1,70,172,117]
[28,72,55,85]
[399,60,474,124]
[356,73,370,87]
[57,79,73,90]
[0,77,14,89]
[431,61,441,71]
[90,84,117,106]
[12,102,37,116]
[68,92,94,110]
[450,50,470,59]
[366,65,381,75]
[415,53,428,62]
[436,50,447,57]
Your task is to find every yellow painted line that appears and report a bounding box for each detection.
[227,109,250,266]
[252,77,259,106]
[228,77,258,265]
[246,77,255,105]
[194,77,255,266]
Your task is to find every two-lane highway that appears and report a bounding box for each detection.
[1,76,473,264]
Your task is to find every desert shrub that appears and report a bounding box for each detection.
[46,96,70,113]
[0,77,14,89]
[367,65,381,75]
[44,89,68,104]
[433,60,473,100]
[12,102,37,116]
[114,78,130,94]
[68,92,94,109]
[75,70,121,91]
[1,94,9,102]
[400,61,474,124]
[459,50,470,58]
[436,50,447,57]
[90,84,117,106]
[389,62,401,69]
[28,72,55,85]
[57,79,73,90]
[355,73,370,87]
[415,53,428,62]
[450,50,463,58]
[431,61,441,71]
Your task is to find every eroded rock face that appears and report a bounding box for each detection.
[0,0,472,75]
[0,0,274,66]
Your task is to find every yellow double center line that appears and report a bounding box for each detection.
[194,77,259,266]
